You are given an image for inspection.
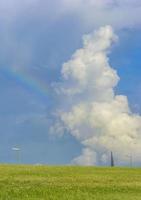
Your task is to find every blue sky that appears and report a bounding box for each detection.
[0,0,141,165]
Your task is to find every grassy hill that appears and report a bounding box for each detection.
[0,165,141,199]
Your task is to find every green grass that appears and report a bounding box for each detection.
[0,165,140,199]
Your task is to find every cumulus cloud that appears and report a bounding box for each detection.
[0,0,140,72]
[53,26,141,166]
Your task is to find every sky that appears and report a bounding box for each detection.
[0,0,141,166]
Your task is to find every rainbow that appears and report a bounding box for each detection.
[1,67,49,98]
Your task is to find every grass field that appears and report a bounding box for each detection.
[0,165,141,199]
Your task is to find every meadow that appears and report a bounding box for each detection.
[0,165,141,199]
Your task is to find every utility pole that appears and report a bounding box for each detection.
[110,151,114,167]
[12,147,21,164]
[129,155,133,167]
[126,154,133,167]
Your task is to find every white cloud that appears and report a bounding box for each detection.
[72,148,97,166]
[53,25,141,166]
